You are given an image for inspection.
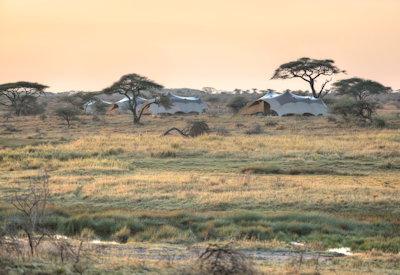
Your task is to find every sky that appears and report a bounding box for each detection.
[0,0,399,92]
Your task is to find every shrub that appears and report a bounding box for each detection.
[245,124,263,135]
[227,96,248,113]
[214,127,230,136]
[265,120,278,127]
[55,106,80,128]
[372,117,386,128]
[19,96,47,115]
[151,151,177,158]
[331,97,379,120]
[204,95,220,103]
[112,226,130,243]
[195,244,256,275]
[39,113,47,121]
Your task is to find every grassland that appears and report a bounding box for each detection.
[0,113,399,273]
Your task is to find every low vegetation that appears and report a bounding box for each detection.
[0,89,399,273]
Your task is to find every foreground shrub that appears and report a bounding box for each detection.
[331,97,379,120]
[112,226,130,243]
[245,124,263,135]
[372,117,386,128]
[193,243,257,275]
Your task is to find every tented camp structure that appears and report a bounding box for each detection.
[111,94,206,115]
[84,99,113,114]
[240,91,328,116]
[148,94,206,115]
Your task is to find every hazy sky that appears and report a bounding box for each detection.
[1,0,399,92]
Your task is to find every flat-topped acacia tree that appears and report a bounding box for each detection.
[271,57,345,98]
[103,74,169,125]
[0,82,48,115]
[332,77,391,100]
[331,77,391,119]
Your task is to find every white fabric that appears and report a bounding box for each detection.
[258,91,328,116]
[84,99,113,114]
[149,94,207,114]
[114,94,206,114]
[114,97,147,113]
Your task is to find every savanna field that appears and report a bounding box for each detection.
[1,113,399,273]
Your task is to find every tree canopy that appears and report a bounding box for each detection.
[271,57,344,98]
[0,82,48,115]
[331,78,391,120]
[331,77,391,100]
[103,74,165,124]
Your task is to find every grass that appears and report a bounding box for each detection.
[0,114,399,272]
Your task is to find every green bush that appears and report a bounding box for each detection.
[227,96,249,113]
[372,117,386,128]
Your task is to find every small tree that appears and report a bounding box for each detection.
[331,78,391,120]
[55,106,79,127]
[332,77,391,101]
[10,172,50,256]
[19,95,47,115]
[272,57,344,98]
[227,96,248,113]
[60,91,100,112]
[0,82,48,115]
[103,73,168,125]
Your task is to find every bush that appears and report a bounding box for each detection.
[55,106,80,128]
[227,96,249,113]
[194,244,256,275]
[93,101,109,115]
[245,124,263,135]
[204,95,220,103]
[331,97,379,120]
[20,95,47,115]
[214,127,230,136]
[112,226,130,243]
[372,117,386,128]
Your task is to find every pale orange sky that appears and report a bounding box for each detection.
[1,0,399,92]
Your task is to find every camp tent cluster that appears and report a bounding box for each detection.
[240,91,328,116]
[112,94,207,115]
[85,93,207,115]
[84,91,328,116]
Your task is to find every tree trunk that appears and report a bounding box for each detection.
[137,102,154,122]
[130,99,140,125]
[27,232,35,256]
[309,79,317,98]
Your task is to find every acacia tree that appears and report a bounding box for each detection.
[103,73,168,124]
[60,91,101,112]
[332,77,391,100]
[271,57,344,98]
[55,106,79,128]
[331,77,391,119]
[0,82,48,115]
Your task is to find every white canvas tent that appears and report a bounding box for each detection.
[241,91,328,116]
[148,94,206,115]
[84,99,113,114]
[112,94,206,115]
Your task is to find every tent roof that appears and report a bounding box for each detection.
[115,97,147,103]
[167,93,203,103]
[258,91,326,105]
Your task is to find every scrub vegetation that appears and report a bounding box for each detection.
[0,111,399,273]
